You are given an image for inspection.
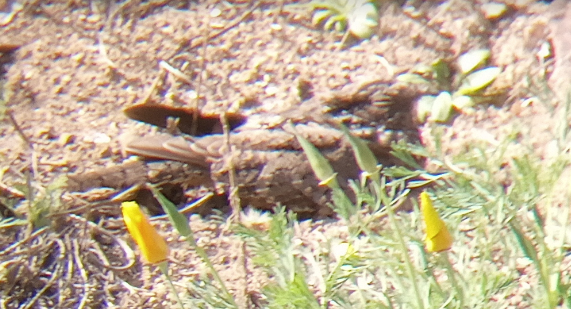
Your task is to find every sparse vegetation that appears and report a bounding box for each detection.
[310,0,380,39]
[398,49,501,122]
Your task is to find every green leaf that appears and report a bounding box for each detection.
[338,123,379,178]
[431,59,451,82]
[312,9,331,25]
[389,140,425,170]
[383,166,420,178]
[452,95,475,109]
[412,63,433,75]
[407,179,435,188]
[416,95,435,122]
[348,2,379,39]
[457,67,501,95]
[290,123,339,189]
[509,220,539,264]
[458,49,490,75]
[150,186,192,238]
[431,91,453,122]
[331,187,355,220]
[397,73,431,85]
[324,15,345,31]
[334,20,345,32]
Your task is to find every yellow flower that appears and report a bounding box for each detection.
[122,201,169,264]
[420,192,453,252]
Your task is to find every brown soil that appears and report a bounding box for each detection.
[0,0,569,308]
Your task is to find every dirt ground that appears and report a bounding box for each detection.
[0,0,569,308]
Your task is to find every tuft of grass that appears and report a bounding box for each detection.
[235,207,321,309]
[27,176,67,229]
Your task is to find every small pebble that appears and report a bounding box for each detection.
[265,85,278,96]
[210,8,221,17]
[481,3,507,19]
[84,132,111,144]
[58,133,75,146]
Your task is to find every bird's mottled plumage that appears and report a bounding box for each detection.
[67,84,418,216]
[123,123,360,216]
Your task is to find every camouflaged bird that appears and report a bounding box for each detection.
[123,123,361,216]
[66,85,418,216]
[66,123,360,216]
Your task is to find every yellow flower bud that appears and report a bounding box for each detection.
[122,201,169,264]
[420,192,453,252]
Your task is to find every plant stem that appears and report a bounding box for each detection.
[440,251,464,307]
[158,261,185,309]
[185,237,239,308]
[373,179,424,309]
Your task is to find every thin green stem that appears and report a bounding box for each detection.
[150,187,238,307]
[373,179,424,309]
[185,237,239,308]
[418,244,446,299]
[386,205,424,309]
[158,261,185,309]
[440,251,464,307]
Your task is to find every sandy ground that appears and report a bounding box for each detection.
[0,0,569,308]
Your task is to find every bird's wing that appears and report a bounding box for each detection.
[124,134,212,167]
